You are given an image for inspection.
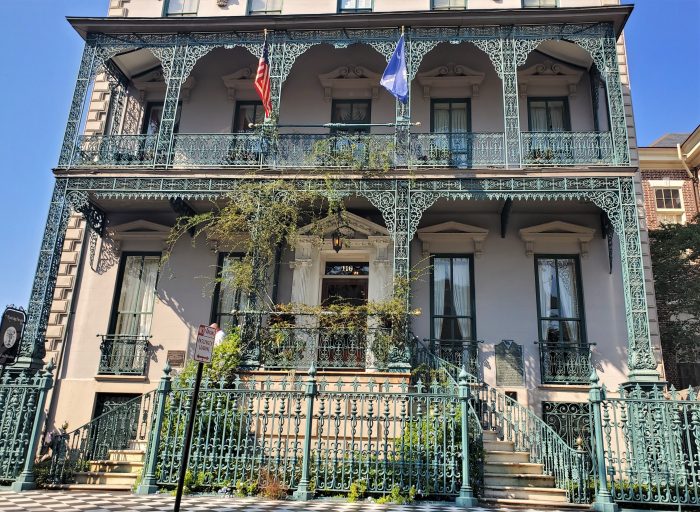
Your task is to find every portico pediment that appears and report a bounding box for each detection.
[417,221,489,257]
[519,221,595,257]
[416,63,485,98]
[318,65,381,101]
[133,69,196,102]
[517,60,583,99]
[298,211,389,239]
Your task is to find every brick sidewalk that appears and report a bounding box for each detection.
[0,491,573,511]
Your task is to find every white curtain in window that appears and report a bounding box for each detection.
[114,255,159,336]
[530,103,548,131]
[433,107,450,133]
[537,258,557,339]
[452,258,471,340]
[217,256,242,330]
[556,259,580,342]
[452,105,468,133]
[433,258,449,339]
[549,103,565,132]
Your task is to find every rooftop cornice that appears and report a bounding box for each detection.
[66,5,633,40]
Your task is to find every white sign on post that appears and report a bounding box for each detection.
[194,324,216,363]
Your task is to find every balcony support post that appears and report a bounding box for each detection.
[16,180,73,369]
[57,42,97,168]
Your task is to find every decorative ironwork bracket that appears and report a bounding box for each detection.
[601,212,614,274]
[500,198,513,238]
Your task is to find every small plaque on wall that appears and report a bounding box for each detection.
[496,340,524,386]
[166,350,186,368]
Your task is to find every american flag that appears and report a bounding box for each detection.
[254,34,272,117]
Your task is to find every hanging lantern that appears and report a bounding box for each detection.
[331,228,343,253]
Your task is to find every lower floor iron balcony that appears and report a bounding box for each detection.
[97,334,151,376]
[537,341,594,385]
[68,131,615,170]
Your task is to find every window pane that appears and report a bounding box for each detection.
[432,256,472,342]
[537,256,582,343]
[529,102,548,131]
[167,0,198,15]
[548,101,565,131]
[216,255,242,332]
[249,0,282,13]
[113,255,160,336]
[233,103,263,132]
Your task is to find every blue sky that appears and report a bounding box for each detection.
[0,0,698,310]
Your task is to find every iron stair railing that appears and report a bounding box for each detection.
[412,337,591,504]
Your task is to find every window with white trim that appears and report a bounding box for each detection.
[339,0,372,12]
[655,188,684,225]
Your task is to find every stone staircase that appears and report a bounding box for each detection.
[52,445,145,491]
[481,430,586,509]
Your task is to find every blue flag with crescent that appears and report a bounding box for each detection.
[380,34,408,104]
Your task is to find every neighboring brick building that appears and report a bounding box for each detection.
[639,127,700,229]
[639,126,700,388]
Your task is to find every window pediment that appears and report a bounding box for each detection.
[318,66,381,101]
[221,67,255,102]
[416,63,485,99]
[133,69,196,102]
[107,220,171,248]
[518,60,583,99]
[519,221,594,257]
[417,221,489,257]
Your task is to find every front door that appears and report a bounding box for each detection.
[319,266,369,368]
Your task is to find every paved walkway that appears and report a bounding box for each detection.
[0,491,574,512]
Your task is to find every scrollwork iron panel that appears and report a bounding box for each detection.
[521,132,615,167]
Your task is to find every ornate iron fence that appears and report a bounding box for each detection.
[596,384,700,508]
[409,133,505,168]
[422,338,481,380]
[521,131,614,166]
[71,134,157,167]
[0,366,53,484]
[97,334,151,376]
[537,342,594,385]
[47,389,156,484]
[151,368,478,499]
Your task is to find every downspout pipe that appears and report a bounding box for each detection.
[677,142,700,215]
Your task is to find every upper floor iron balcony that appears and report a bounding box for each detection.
[58,8,632,171]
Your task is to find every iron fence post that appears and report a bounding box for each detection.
[589,368,618,512]
[136,363,172,495]
[11,363,54,491]
[293,363,317,501]
[456,366,478,507]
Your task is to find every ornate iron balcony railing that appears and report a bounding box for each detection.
[521,131,614,166]
[97,334,151,376]
[422,338,481,379]
[537,341,594,385]
[274,133,396,170]
[72,134,157,167]
[237,312,403,370]
[410,132,505,168]
[68,131,616,169]
[171,133,264,168]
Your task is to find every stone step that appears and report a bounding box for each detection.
[483,485,569,503]
[44,483,133,492]
[108,449,145,463]
[483,497,588,509]
[484,450,530,463]
[88,460,143,474]
[128,441,148,451]
[484,461,544,474]
[484,440,514,451]
[482,430,500,441]
[74,471,138,486]
[483,472,555,488]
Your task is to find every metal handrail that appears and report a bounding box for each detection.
[47,390,157,484]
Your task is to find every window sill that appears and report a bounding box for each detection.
[95,374,149,383]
